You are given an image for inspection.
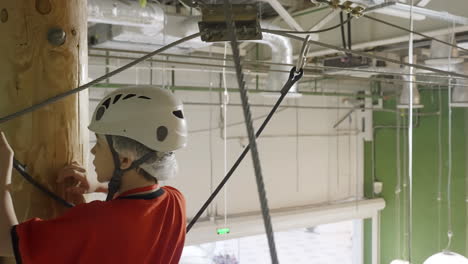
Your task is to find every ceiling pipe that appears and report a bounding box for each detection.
[306,25,468,58]
[416,0,431,7]
[365,1,468,24]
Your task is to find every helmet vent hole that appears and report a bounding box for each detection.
[157,126,168,142]
[102,98,111,109]
[138,96,151,100]
[123,94,136,100]
[172,110,184,119]
[113,94,123,104]
[96,106,106,121]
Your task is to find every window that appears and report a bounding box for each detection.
[181,220,363,264]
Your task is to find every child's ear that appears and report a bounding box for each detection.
[119,156,132,170]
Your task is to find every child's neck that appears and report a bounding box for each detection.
[118,170,157,195]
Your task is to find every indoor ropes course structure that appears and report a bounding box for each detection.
[1,0,468,263]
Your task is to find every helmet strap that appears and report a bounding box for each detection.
[105,135,157,201]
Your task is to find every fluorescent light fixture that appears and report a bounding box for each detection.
[425,58,464,65]
[371,8,426,20]
[366,2,468,25]
[365,2,425,20]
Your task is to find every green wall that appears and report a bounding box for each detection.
[364,89,467,264]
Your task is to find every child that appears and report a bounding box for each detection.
[0,86,188,263]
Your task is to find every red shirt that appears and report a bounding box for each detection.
[11,185,186,264]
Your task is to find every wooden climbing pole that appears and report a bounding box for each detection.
[0,0,88,236]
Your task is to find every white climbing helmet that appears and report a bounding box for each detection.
[88,86,188,152]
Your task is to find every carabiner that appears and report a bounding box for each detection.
[295,35,312,73]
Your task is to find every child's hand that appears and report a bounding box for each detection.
[0,131,14,169]
[57,161,89,195]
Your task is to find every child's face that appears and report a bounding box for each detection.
[91,134,115,183]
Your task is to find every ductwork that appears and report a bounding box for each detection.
[451,63,468,107]
[88,1,296,94]
[180,20,297,94]
[425,34,468,107]
[179,20,297,94]
[425,34,463,66]
[108,16,211,51]
[88,0,165,35]
[250,22,298,96]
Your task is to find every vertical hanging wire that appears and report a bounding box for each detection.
[296,98,300,192]
[444,20,456,252]
[149,61,153,85]
[327,135,332,200]
[407,1,415,261]
[348,113,352,198]
[337,82,341,193]
[135,67,139,85]
[222,43,229,228]
[208,47,215,220]
[437,84,443,251]
[355,110,359,211]
[402,111,409,260]
[327,98,332,203]
[396,107,402,259]
[162,14,167,89]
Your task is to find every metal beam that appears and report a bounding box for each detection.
[260,0,304,31]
